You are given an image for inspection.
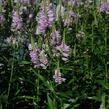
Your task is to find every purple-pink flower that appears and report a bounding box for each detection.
[50,30,70,61]
[36,1,54,34]
[50,30,61,47]
[36,9,48,34]
[99,3,109,13]
[53,69,66,84]
[30,48,41,68]
[56,43,70,62]
[11,10,22,31]
[47,3,54,27]
[29,48,49,69]
[0,14,5,24]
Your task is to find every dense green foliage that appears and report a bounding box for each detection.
[0,0,109,109]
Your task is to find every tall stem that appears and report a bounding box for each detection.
[104,20,107,83]
[6,45,15,108]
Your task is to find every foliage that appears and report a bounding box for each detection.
[0,0,109,109]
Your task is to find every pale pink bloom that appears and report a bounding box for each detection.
[11,10,22,31]
[53,69,66,84]
[56,43,70,62]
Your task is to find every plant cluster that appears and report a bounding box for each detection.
[0,0,109,109]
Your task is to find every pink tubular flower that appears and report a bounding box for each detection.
[50,30,70,61]
[53,69,66,84]
[36,1,54,34]
[11,10,22,32]
[36,9,48,34]
[29,48,49,69]
[0,14,5,24]
[29,48,41,68]
[50,30,61,47]
[39,50,49,69]
[47,3,54,27]
[56,43,70,62]
[99,3,109,13]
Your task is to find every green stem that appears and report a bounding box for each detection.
[34,70,40,109]
[90,6,95,79]
[44,0,47,16]
[102,95,106,109]
[7,62,14,96]
[63,28,66,44]
[104,21,107,83]
[31,35,35,49]
[6,56,14,108]
[57,60,60,69]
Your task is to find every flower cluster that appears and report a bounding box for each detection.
[56,1,77,27]
[50,30,70,62]
[0,14,5,24]
[99,2,109,14]
[36,9,48,34]
[29,47,49,69]
[47,3,54,27]
[4,0,72,84]
[56,43,70,62]
[36,1,54,34]
[11,10,23,32]
[53,69,66,84]
[50,30,61,47]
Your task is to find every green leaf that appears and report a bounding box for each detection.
[102,95,106,109]
[47,95,56,109]
[61,104,70,109]
[96,80,109,90]
[0,104,2,109]
[19,61,31,65]
[0,95,8,104]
